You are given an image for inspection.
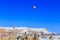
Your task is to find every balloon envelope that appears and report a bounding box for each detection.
[33,5,36,9]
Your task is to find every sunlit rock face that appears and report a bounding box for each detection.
[0,27,56,37]
[0,27,51,34]
[0,27,60,40]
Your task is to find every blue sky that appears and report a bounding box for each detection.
[0,0,60,33]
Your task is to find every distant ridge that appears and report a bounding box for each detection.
[0,27,52,34]
[0,27,27,29]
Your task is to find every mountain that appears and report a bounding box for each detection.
[0,27,51,34]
